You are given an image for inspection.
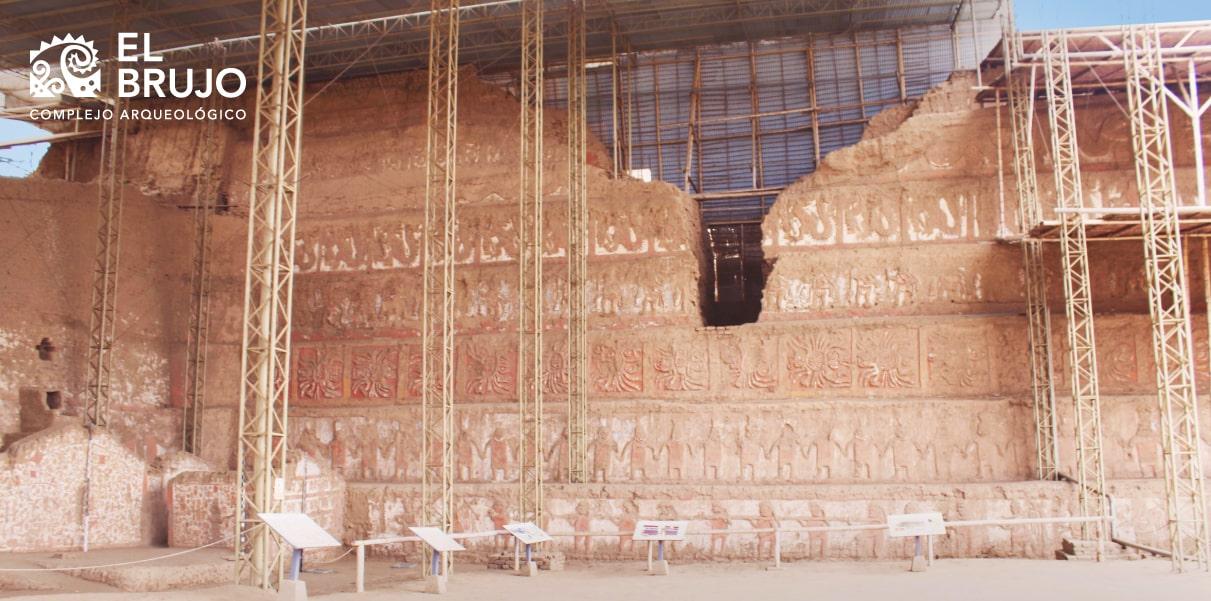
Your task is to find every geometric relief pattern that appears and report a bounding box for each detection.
[350,346,400,399]
[854,328,918,389]
[296,346,344,401]
[785,330,851,389]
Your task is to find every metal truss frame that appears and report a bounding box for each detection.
[566,0,589,486]
[183,45,226,456]
[518,0,545,524]
[1123,25,1210,573]
[84,6,131,430]
[421,0,459,575]
[144,0,993,74]
[234,0,308,589]
[1041,30,1108,552]
[1007,65,1059,481]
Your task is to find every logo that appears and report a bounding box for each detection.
[29,34,101,98]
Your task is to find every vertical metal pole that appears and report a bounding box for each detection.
[82,5,130,552]
[518,0,545,525]
[806,35,821,168]
[1008,66,1059,481]
[422,0,460,577]
[566,0,589,484]
[609,22,620,177]
[895,29,907,104]
[184,45,224,455]
[85,3,130,432]
[684,49,701,193]
[1123,26,1210,572]
[235,0,308,589]
[853,33,866,121]
[1041,30,1107,553]
[748,42,763,190]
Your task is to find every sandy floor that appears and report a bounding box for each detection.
[5,556,1211,601]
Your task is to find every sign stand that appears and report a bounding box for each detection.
[503,522,551,577]
[886,512,946,573]
[633,520,687,576]
[257,513,342,601]
[409,527,466,595]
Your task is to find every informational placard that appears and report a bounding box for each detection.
[887,512,946,538]
[504,522,552,545]
[258,512,341,550]
[632,520,688,541]
[409,526,466,552]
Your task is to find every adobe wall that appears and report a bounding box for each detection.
[9,66,1210,559]
[0,422,146,552]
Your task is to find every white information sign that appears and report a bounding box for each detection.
[409,526,466,552]
[632,520,688,542]
[887,512,946,538]
[504,522,552,545]
[258,513,341,550]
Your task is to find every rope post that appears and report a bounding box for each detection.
[646,541,653,571]
[774,529,782,569]
[355,544,365,593]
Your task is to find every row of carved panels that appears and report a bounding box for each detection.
[762,168,1205,252]
[762,178,1005,250]
[761,240,1151,318]
[344,481,1172,560]
[291,257,702,337]
[293,198,698,275]
[290,317,1042,405]
[289,312,1211,406]
[288,401,1034,486]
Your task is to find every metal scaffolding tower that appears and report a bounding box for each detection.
[421,0,459,573]
[1007,65,1060,481]
[566,0,589,485]
[234,0,308,589]
[84,20,129,431]
[1122,25,1210,572]
[1040,31,1107,552]
[518,0,545,523]
[183,49,224,455]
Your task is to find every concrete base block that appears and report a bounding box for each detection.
[518,561,538,577]
[278,580,308,601]
[424,575,448,594]
[910,555,927,572]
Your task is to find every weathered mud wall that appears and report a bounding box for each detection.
[9,66,1211,559]
[0,178,191,454]
[0,423,146,552]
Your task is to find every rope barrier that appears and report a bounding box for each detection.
[0,532,239,573]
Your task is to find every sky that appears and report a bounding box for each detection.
[1,0,1209,177]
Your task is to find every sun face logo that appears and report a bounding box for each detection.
[29,34,101,99]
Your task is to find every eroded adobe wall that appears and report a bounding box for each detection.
[0,423,146,552]
[0,178,192,456]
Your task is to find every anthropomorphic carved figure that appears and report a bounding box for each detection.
[484,427,512,481]
[702,419,726,480]
[626,421,653,481]
[754,502,779,560]
[801,503,829,559]
[591,426,618,483]
[739,417,766,481]
[573,501,594,556]
[616,499,640,556]
[708,503,730,557]
[662,422,692,480]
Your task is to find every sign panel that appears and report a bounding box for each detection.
[887,512,946,538]
[504,522,552,545]
[258,513,341,550]
[632,520,689,542]
[409,526,466,552]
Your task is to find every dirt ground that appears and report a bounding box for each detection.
[4,555,1211,601]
